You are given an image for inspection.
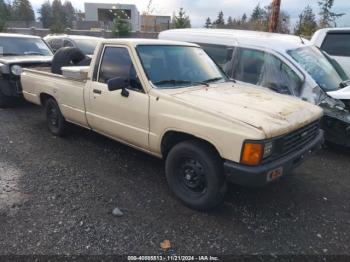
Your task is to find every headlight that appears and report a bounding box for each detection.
[11,65,23,76]
[263,142,273,159]
[241,141,274,166]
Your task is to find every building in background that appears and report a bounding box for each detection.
[84,3,140,31]
[141,15,171,32]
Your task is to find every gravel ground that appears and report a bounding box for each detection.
[0,102,349,256]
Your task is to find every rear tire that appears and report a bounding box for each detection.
[45,98,67,136]
[165,140,227,210]
[51,47,86,75]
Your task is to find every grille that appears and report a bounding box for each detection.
[281,121,320,154]
[20,62,52,68]
[265,121,320,163]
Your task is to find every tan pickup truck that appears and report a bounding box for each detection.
[21,39,324,209]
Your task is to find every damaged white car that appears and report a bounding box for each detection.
[159,29,350,146]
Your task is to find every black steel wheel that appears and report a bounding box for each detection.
[165,140,227,210]
[45,98,67,136]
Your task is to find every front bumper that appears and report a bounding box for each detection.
[224,130,324,187]
[322,112,350,147]
[0,77,22,98]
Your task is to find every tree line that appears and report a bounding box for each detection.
[0,0,35,31]
[173,0,344,36]
[0,0,76,33]
[0,0,346,36]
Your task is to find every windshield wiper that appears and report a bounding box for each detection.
[153,79,209,87]
[203,77,224,83]
[203,77,236,83]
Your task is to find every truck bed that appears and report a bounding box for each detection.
[21,67,89,128]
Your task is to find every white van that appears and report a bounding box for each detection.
[159,29,350,146]
[311,28,350,76]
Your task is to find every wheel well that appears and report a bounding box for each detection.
[40,93,54,106]
[161,131,220,158]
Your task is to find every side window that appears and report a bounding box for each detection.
[63,39,74,47]
[199,43,234,70]
[259,54,302,96]
[98,47,142,91]
[321,33,350,57]
[232,48,265,85]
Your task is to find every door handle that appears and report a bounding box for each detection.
[93,89,102,94]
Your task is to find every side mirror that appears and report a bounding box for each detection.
[107,77,129,92]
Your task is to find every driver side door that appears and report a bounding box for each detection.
[86,45,150,149]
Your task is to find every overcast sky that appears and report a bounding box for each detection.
[30,0,350,28]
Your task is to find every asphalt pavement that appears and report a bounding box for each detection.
[0,102,349,256]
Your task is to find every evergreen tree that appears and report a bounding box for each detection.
[295,5,318,36]
[39,1,53,28]
[241,13,247,23]
[174,8,191,28]
[204,17,212,28]
[51,0,66,33]
[11,0,35,23]
[250,4,265,22]
[227,16,234,28]
[112,16,130,37]
[63,1,75,28]
[0,0,10,31]
[213,11,225,28]
[318,0,345,27]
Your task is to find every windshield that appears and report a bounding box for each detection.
[0,37,52,56]
[136,45,227,88]
[288,46,343,92]
[74,39,100,55]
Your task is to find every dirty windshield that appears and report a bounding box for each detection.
[288,46,343,92]
[137,45,227,88]
[0,37,52,56]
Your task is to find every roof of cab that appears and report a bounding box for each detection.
[159,29,312,53]
[102,38,200,47]
[0,33,41,39]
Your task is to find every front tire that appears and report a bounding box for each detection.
[45,98,67,136]
[165,140,227,210]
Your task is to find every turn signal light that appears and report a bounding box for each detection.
[241,143,263,166]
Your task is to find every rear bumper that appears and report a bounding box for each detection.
[224,130,324,187]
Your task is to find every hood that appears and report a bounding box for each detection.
[0,56,52,64]
[165,83,323,138]
[327,85,350,100]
